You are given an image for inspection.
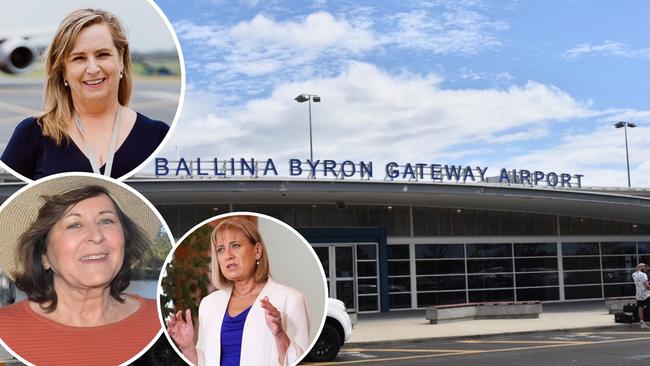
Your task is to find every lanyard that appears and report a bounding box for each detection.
[73,106,121,177]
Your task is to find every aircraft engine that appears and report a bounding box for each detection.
[0,38,39,74]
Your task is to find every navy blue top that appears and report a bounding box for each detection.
[1,113,169,180]
[220,306,251,366]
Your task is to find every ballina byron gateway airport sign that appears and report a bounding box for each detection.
[154,158,584,188]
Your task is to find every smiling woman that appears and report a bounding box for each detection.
[0,8,169,181]
[0,174,165,365]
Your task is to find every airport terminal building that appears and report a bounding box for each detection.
[2,163,650,314]
[137,157,650,313]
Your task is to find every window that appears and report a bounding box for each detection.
[415,244,464,259]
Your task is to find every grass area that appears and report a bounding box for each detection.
[132,61,182,76]
[0,60,181,80]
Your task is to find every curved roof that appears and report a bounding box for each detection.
[1,178,648,224]
[126,179,650,224]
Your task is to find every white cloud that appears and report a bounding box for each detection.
[173,22,227,46]
[161,62,605,177]
[158,58,650,187]
[172,11,380,101]
[172,4,510,100]
[598,108,650,124]
[481,127,551,144]
[230,12,376,51]
[562,41,650,60]
[389,8,508,54]
[154,2,649,188]
[239,0,261,7]
[492,122,650,187]
[174,11,377,63]
[455,67,515,85]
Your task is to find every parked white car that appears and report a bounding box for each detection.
[306,298,354,362]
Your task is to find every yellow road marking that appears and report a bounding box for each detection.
[459,340,588,345]
[344,348,479,353]
[303,351,482,365]
[576,331,650,335]
[304,336,650,365]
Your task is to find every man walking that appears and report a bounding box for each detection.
[633,263,650,329]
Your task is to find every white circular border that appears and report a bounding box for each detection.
[156,211,329,366]
[0,171,176,366]
[0,0,186,183]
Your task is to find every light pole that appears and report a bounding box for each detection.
[614,121,637,187]
[295,94,321,162]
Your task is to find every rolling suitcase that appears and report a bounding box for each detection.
[614,311,635,324]
[621,302,650,323]
[623,303,640,322]
[623,303,637,313]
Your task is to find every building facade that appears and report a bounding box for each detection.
[2,177,649,313]
[133,179,650,313]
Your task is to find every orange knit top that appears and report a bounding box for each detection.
[0,295,160,366]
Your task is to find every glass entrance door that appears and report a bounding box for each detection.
[313,243,379,312]
[334,246,355,310]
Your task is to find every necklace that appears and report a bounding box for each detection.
[232,284,258,298]
[73,106,121,177]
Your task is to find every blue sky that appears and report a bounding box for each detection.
[154,0,650,187]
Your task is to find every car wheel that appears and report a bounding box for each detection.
[307,323,342,362]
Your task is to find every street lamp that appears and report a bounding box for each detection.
[295,94,321,162]
[614,121,637,187]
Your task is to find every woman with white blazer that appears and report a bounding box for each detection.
[167,217,310,366]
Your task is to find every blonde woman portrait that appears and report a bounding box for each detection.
[164,215,327,366]
[1,8,169,180]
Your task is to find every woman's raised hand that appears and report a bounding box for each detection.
[260,296,284,336]
[167,309,195,350]
[261,296,291,365]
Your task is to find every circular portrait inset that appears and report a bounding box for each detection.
[159,212,328,366]
[0,173,174,366]
[0,0,184,181]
